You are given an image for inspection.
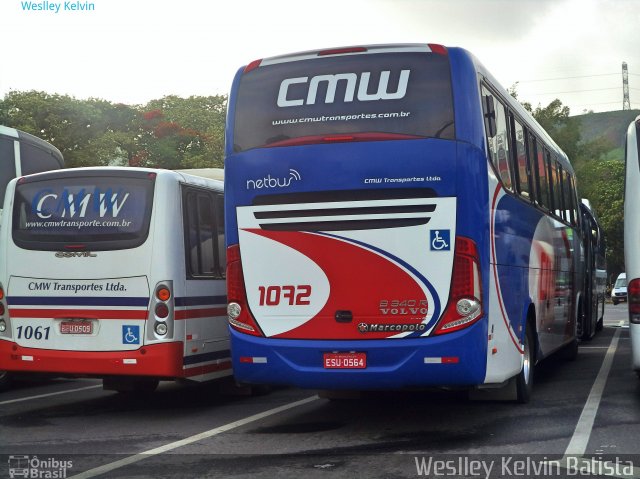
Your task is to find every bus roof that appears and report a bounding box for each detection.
[0,125,64,167]
[175,168,224,181]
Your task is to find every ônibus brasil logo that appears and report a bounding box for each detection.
[246,169,302,190]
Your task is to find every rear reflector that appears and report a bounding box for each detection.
[239,356,268,364]
[424,357,460,364]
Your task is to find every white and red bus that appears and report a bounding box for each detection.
[0,167,230,392]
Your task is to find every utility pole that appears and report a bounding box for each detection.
[623,62,630,110]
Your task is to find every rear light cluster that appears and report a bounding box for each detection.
[629,278,640,324]
[227,245,263,337]
[433,237,483,335]
[0,284,7,335]
[152,283,173,337]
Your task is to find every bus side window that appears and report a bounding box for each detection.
[482,86,512,191]
[184,189,224,279]
[511,116,531,200]
[532,138,551,211]
[551,160,564,220]
[215,194,226,278]
[562,170,574,225]
[0,137,16,206]
[20,142,62,175]
[543,151,554,214]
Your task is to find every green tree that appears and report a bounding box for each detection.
[0,91,141,167]
[530,99,582,162]
[142,95,227,168]
[575,160,625,278]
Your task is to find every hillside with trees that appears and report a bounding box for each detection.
[524,101,635,281]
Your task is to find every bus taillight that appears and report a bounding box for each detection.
[226,245,263,336]
[433,237,483,335]
[152,281,174,338]
[629,278,640,324]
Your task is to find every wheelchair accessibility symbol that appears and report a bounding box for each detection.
[122,325,140,345]
[430,229,451,251]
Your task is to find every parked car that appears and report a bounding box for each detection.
[612,273,628,305]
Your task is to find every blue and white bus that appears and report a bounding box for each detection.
[579,199,606,340]
[224,44,583,402]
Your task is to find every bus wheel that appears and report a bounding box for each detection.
[515,327,534,404]
[562,338,579,361]
[0,371,11,392]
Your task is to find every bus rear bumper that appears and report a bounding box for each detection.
[230,325,487,390]
[0,340,186,379]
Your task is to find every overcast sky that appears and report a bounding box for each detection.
[1,0,639,114]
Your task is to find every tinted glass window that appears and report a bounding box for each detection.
[12,174,155,251]
[183,189,225,279]
[21,142,63,175]
[0,137,17,207]
[563,170,574,225]
[512,118,530,199]
[535,145,552,210]
[482,87,512,190]
[233,51,454,151]
[551,160,564,219]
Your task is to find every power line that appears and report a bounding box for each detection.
[517,73,619,83]
[525,87,620,96]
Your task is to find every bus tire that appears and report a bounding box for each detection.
[562,338,579,361]
[515,327,534,404]
[0,371,11,392]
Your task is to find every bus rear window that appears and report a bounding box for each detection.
[12,174,155,251]
[233,51,454,152]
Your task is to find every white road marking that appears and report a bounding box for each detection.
[565,328,620,456]
[0,384,102,406]
[560,329,640,478]
[68,395,320,478]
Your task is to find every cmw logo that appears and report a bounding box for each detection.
[246,169,302,190]
[277,70,411,107]
[32,188,130,219]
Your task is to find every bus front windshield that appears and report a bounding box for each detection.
[233,51,455,152]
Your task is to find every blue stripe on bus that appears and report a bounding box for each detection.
[183,349,231,366]
[7,296,149,307]
[175,295,227,307]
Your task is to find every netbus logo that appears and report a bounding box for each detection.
[277,70,411,107]
[246,169,302,190]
